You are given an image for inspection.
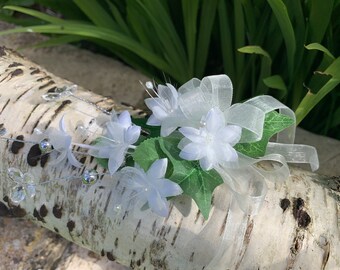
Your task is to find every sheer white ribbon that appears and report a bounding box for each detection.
[171,75,319,269]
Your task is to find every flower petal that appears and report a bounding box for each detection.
[147,158,167,179]
[179,127,203,143]
[147,188,169,217]
[160,124,177,137]
[180,143,204,160]
[199,155,214,170]
[67,151,83,168]
[205,108,225,132]
[108,149,125,174]
[157,178,183,197]
[125,125,141,144]
[166,83,179,108]
[59,115,67,133]
[118,111,132,128]
[147,114,161,126]
[49,151,67,166]
[218,125,242,145]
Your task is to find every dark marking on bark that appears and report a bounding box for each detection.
[27,144,41,166]
[10,69,23,78]
[53,205,63,219]
[3,196,9,203]
[136,259,141,266]
[106,252,116,261]
[321,240,330,270]
[54,227,59,233]
[151,220,157,236]
[280,198,291,213]
[0,99,10,115]
[53,100,72,120]
[31,107,50,134]
[38,80,55,90]
[80,156,86,164]
[158,225,166,237]
[219,211,229,236]
[189,252,195,262]
[0,46,6,56]
[171,217,183,246]
[30,68,40,75]
[8,62,23,68]
[39,204,48,217]
[0,201,10,216]
[22,104,39,127]
[297,211,311,228]
[40,153,49,168]
[44,120,52,130]
[104,190,112,213]
[120,102,135,108]
[149,240,168,269]
[292,198,311,228]
[37,76,51,82]
[101,249,105,256]
[10,135,24,154]
[194,210,201,223]
[16,88,32,102]
[67,220,75,232]
[291,233,304,255]
[133,219,142,241]
[11,205,27,217]
[33,208,45,222]
[47,87,57,93]
[114,238,118,248]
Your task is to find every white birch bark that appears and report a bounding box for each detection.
[0,47,339,270]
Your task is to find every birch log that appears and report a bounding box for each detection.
[0,47,339,270]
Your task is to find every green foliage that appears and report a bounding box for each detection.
[234,111,295,158]
[0,0,339,138]
[132,135,223,220]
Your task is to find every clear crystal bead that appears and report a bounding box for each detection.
[82,169,98,185]
[10,186,26,205]
[41,92,62,101]
[39,139,53,153]
[8,167,23,183]
[25,184,36,198]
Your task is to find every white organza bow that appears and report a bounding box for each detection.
[157,74,319,215]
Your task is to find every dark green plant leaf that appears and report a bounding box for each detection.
[96,157,108,169]
[234,111,294,158]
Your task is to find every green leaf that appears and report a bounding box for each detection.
[96,157,109,169]
[132,137,165,172]
[263,75,288,98]
[238,45,271,60]
[234,111,295,158]
[305,43,335,60]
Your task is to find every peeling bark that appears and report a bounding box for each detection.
[0,47,339,269]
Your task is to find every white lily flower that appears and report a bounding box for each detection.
[144,82,187,137]
[179,108,242,170]
[47,115,83,168]
[89,111,141,175]
[121,159,183,217]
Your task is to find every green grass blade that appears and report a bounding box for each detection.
[263,75,288,99]
[295,57,340,124]
[195,0,219,77]
[106,0,132,36]
[218,0,235,81]
[308,0,334,42]
[267,0,296,78]
[305,43,335,60]
[182,0,199,76]
[3,5,66,24]
[73,0,117,29]
[0,24,172,76]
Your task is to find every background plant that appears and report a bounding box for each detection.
[0,0,339,139]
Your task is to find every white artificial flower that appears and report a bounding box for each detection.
[179,108,242,170]
[47,115,83,168]
[144,82,186,137]
[89,110,141,175]
[121,159,183,217]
